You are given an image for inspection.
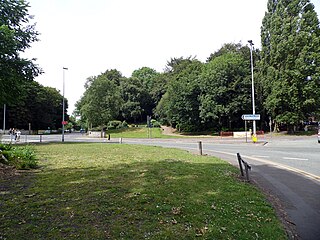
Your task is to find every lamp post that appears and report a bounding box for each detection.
[3,104,6,134]
[248,40,256,137]
[62,67,68,142]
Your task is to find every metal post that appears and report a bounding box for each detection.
[62,67,68,142]
[237,153,244,176]
[198,141,203,155]
[244,163,250,182]
[245,120,248,143]
[248,40,256,137]
[2,104,5,131]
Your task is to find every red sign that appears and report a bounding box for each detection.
[62,121,68,125]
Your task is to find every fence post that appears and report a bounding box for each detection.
[237,153,244,177]
[244,162,251,181]
[198,141,203,155]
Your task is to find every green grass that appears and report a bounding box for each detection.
[108,127,178,138]
[0,143,286,239]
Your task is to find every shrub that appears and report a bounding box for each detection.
[108,120,122,130]
[122,120,128,128]
[151,119,161,128]
[0,144,37,170]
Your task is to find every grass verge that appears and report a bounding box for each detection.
[107,127,177,138]
[0,143,286,239]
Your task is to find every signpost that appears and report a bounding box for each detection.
[241,114,260,121]
[242,114,260,143]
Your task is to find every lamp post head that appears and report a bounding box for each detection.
[63,67,68,70]
[248,40,254,45]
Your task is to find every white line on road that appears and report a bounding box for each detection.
[252,155,270,158]
[283,157,309,161]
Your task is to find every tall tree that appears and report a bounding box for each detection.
[156,57,204,132]
[0,0,41,105]
[260,0,320,131]
[0,82,65,130]
[78,71,122,129]
[200,48,252,130]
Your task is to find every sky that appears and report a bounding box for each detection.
[23,0,320,114]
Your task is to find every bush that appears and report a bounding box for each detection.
[107,120,122,130]
[151,119,161,128]
[122,121,128,128]
[0,144,37,170]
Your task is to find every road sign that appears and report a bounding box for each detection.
[241,114,260,121]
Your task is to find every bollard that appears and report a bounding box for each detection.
[40,135,42,143]
[108,134,110,140]
[198,141,203,155]
[119,138,122,144]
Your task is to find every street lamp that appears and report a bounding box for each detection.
[62,67,68,142]
[248,40,256,137]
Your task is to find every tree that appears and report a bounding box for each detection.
[0,0,41,105]
[131,67,161,117]
[260,0,320,131]
[120,77,144,122]
[78,72,122,129]
[156,57,204,132]
[0,82,66,130]
[200,46,252,130]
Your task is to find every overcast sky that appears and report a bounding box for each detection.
[24,0,320,114]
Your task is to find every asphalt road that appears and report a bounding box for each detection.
[2,133,320,239]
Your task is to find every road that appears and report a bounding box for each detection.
[2,133,320,239]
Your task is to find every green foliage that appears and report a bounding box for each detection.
[260,0,320,130]
[121,120,128,128]
[107,120,122,130]
[157,57,204,132]
[0,0,41,105]
[200,49,252,130]
[78,70,123,128]
[0,144,37,169]
[151,119,161,128]
[0,82,66,130]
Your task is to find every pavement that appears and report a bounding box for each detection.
[249,163,320,240]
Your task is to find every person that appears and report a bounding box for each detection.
[16,129,21,142]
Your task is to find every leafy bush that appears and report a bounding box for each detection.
[107,120,123,130]
[122,120,128,128]
[151,119,161,128]
[0,144,37,170]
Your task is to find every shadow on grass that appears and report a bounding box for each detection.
[0,159,286,239]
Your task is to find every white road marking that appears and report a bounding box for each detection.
[283,157,309,161]
[252,155,270,158]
